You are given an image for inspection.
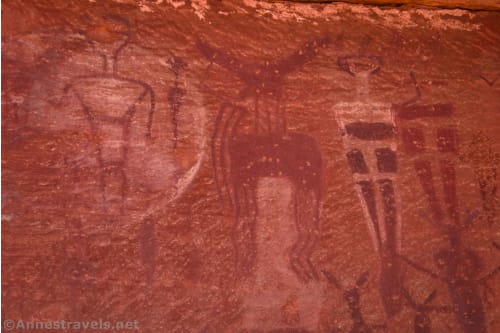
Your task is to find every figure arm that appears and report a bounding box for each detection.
[196,39,252,80]
[399,255,443,281]
[400,72,421,106]
[478,266,500,284]
[61,80,87,111]
[371,323,386,331]
[276,36,331,75]
[56,80,90,122]
[426,305,455,314]
[321,270,343,291]
[401,287,418,310]
[63,82,73,95]
[477,266,499,303]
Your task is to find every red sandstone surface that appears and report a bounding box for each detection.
[2,1,500,332]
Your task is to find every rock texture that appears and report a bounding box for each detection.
[274,0,500,11]
[2,0,500,332]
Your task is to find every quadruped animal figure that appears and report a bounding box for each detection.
[197,36,330,281]
[401,288,452,333]
[323,270,386,333]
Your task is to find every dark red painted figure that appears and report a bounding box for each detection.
[401,215,500,333]
[395,72,500,332]
[197,37,329,281]
[401,288,452,333]
[323,270,386,333]
[394,72,457,226]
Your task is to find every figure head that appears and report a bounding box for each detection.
[345,289,360,308]
[414,313,431,333]
[433,248,456,275]
[345,270,369,308]
[85,14,131,54]
[338,55,382,77]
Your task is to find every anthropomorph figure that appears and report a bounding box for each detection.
[334,55,402,317]
[64,14,155,214]
[394,72,458,227]
[198,37,329,281]
[401,214,500,333]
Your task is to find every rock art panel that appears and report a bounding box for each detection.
[2,1,500,333]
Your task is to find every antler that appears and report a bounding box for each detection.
[401,287,418,310]
[462,208,479,227]
[423,289,438,306]
[355,270,370,288]
[322,269,343,291]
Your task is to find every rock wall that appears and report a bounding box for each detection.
[277,0,500,11]
[2,0,499,332]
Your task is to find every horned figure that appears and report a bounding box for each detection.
[197,36,330,281]
[401,288,452,333]
[323,270,386,333]
[400,213,500,333]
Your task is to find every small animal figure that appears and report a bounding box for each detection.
[402,288,452,333]
[323,270,386,333]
